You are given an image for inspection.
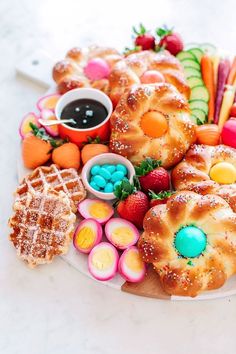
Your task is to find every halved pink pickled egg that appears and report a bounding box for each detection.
[37,93,61,112]
[73,218,102,254]
[78,199,114,224]
[19,112,40,139]
[88,242,119,281]
[105,218,139,250]
[40,109,59,137]
[118,246,146,283]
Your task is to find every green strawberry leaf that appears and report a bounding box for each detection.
[156,25,173,38]
[148,190,173,200]
[135,157,162,176]
[29,122,60,148]
[133,23,147,36]
[114,179,135,201]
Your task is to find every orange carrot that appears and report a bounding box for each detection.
[201,55,215,123]
[227,57,236,85]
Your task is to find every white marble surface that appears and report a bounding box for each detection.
[1,0,236,353]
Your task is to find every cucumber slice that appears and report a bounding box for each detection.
[200,43,217,56]
[190,85,209,102]
[184,67,202,79]
[190,114,199,125]
[187,76,204,89]
[184,42,199,50]
[191,109,207,124]
[188,48,204,63]
[176,51,197,62]
[181,59,201,71]
[189,100,209,115]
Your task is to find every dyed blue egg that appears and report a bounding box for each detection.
[93,175,106,188]
[90,181,100,191]
[174,226,206,258]
[104,183,114,193]
[116,164,127,175]
[106,164,116,174]
[111,171,125,182]
[91,165,101,176]
[99,167,111,180]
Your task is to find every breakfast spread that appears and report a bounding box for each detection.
[9,23,236,298]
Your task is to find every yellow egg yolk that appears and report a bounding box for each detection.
[89,202,111,219]
[210,162,236,184]
[44,96,60,110]
[111,226,134,246]
[125,250,143,272]
[75,226,95,249]
[140,111,168,138]
[92,248,114,270]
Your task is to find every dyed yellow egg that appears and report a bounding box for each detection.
[210,162,236,184]
[125,249,144,272]
[89,202,111,219]
[92,248,114,270]
[111,227,134,246]
[75,226,95,250]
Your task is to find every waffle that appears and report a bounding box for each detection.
[16,164,86,212]
[9,186,76,267]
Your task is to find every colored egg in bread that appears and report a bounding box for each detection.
[210,162,236,184]
[174,226,207,258]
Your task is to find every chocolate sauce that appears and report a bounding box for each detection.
[61,99,108,129]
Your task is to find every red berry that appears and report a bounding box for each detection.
[139,167,170,193]
[159,33,183,56]
[230,103,236,118]
[135,34,155,50]
[221,118,236,148]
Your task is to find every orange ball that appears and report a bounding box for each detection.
[140,70,165,84]
[140,111,168,138]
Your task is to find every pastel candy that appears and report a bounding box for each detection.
[116,164,127,175]
[99,167,111,180]
[90,181,100,191]
[106,165,116,174]
[91,165,101,176]
[104,183,114,193]
[93,175,106,188]
[111,171,125,182]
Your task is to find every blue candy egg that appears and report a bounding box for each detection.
[93,175,106,188]
[90,181,100,191]
[99,167,111,180]
[111,171,125,182]
[174,226,207,258]
[116,164,127,175]
[90,165,101,176]
[106,165,116,174]
[104,183,114,193]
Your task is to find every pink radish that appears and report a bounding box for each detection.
[37,93,61,112]
[118,246,146,283]
[73,219,102,254]
[88,242,119,281]
[105,218,139,250]
[19,112,40,139]
[214,59,231,124]
[78,199,114,225]
[40,109,59,136]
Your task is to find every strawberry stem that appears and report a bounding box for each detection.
[135,157,162,176]
[133,23,147,36]
[148,190,173,200]
[156,25,173,38]
[114,180,136,201]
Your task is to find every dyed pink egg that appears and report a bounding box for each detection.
[84,58,110,81]
[221,118,236,148]
[140,70,165,84]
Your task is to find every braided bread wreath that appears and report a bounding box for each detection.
[138,191,236,297]
[172,144,236,212]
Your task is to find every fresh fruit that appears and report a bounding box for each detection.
[78,199,114,224]
[230,103,236,118]
[118,246,146,283]
[135,158,170,193]
[88,242,119,281]
[149,190,173,207]
[140,111,168,138]
[156,26,184,55]
[40,109,59,137]
[19,112,40,139]
[114,180,149,229]
[81,142,109,165]
[22,135,51,169]
[221,118,236,148]
[210,162,236,184]
[73,219,102,254]
[214,59,231,124]
[52,142,80,169]
[84,58,111,81]
[37,93,60,112]
[133,24,155,50]
[196,124,220,146]
[218,86,236,131]
[201,55,215,122]
[105,218,139,250]
[140,70,165,84]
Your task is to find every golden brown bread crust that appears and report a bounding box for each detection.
[138,191,236,297]
[52,46,122,94]
[172,144,236,212]
[109,83,196,168]
[108,50,190,106]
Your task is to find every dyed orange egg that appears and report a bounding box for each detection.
[140,111,168,138]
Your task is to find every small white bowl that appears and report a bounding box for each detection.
[81,153,135,200]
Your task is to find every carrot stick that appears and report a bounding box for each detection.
[214,59,231,124]
[227,56,236,85]
[201,55,215,123]
[218,85,236,131]
[211,55,220,95]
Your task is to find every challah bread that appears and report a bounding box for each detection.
[172,144,236,212]
[108,50,190,107]
[52,46,122,94]
[138,191,236,297]
[109,83,196,168]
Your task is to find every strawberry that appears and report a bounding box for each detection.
[156,26,184,56]
[114,179,149,229]
[149,190,173,208]
[133,24,155,51]
[135,158,170,193]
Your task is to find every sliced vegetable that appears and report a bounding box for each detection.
[118,246,146,283]
[201,55,215,122]
[188,48,204,63]
[184,67,202,79]
[218,86,236,131]
[176,51,197,62]
[40,109,59,137]
[187,76,204,89]
[227,57,236,85]
[88,242,119,281]
[190,85,209,102]
[181,59,200,71]
[189,99,209,115]
[78,199,114,224]
[37,93,61,112]
[196,124,220,146]
[105,218,139,250]
[19,112,40,139]
[214,59,231,124]
[191,109,207,124]
[73,219,102,254]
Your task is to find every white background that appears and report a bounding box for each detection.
[1,0,236,353]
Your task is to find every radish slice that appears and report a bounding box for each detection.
[118,246,146,283]
[78,199,114,224]
[73,218,102,254]
[88,242,119,281]
[37,93,61,112]
[19,112,40,139]
[105,218,139,250]
[40,109,59,136]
